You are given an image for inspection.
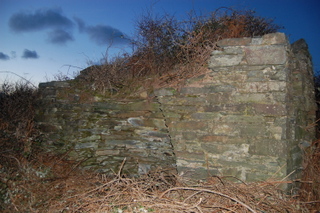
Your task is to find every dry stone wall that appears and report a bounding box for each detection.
[36,33,316,182]
[36,85,176,175]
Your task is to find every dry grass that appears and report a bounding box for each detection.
[1,156,315,213]
[299,139,320,211]
[2,79,318,212]
[0,82,319,212]
[0,81,40,166]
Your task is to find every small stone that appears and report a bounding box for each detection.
[139,91,148,98]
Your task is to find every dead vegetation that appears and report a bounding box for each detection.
[298,139,320,211]
[0,81,40,161]
[1,8,320,213]
[1,156,313,213]
[72,8,283,96]
[0,76,320,213]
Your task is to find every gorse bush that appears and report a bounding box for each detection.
[75,8,282,94]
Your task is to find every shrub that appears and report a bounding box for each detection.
[74,8,282,95]
[0,81,39,162]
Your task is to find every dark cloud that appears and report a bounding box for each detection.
[22,49,39,59]
[9,8,129,46]
[74,17,128,46]
[9,8,73,32]
[85,25,129,45]
[74,17,86,33]
[0,52,10,60]
[47,29,74,44]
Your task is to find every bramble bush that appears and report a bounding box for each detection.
[75,8,283,94]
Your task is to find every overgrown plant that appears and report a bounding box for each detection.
[0,80,42,210]
[130,12,182,77]
[0,81,39,164]
[75,8,282,95]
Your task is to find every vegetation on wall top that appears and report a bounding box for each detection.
[64,8,282,96]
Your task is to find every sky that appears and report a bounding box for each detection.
[0,0,319,86]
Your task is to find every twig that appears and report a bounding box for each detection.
[1,154,22,168]
[276,170,296,187]
[117,157,127,177]
[68,158,128,199]
[0,71,37,88]
[66,157,90,176]
[221,175,247,185]
[183,190,202,203]
[159,187,257,213]
[69,178,120,198]
[300,200,320,204]
[187,197,203,212]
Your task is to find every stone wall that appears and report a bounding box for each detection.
[36,83,176,175]
[36,33,316,182]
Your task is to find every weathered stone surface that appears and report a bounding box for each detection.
[96,149,120,156]
[173,121,207,130]
[154,88,176,96]
[128,117,144,126]
[244,46,287,65]
[217,37,252,47]
[261,33,288,45]
[39,81,70,88]
[250,103,286,116]
[209,53,244,67]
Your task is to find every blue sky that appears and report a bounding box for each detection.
[1,0,319,86]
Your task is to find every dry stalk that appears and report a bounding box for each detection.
[159,187,257,213]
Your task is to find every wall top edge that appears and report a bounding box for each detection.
[217,33,289,47]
